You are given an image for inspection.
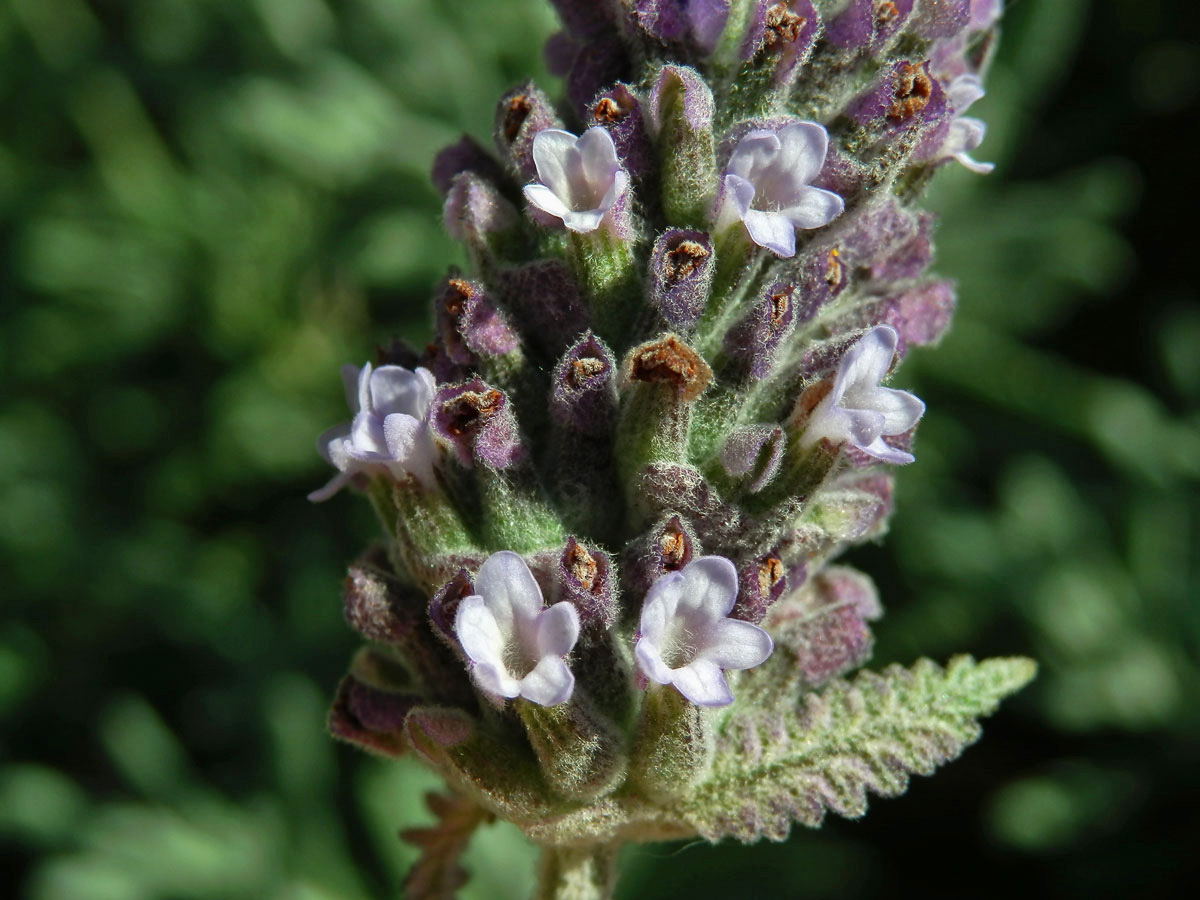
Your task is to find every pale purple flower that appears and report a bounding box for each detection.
[522,127,629,233]
[455,551,580,706]
[799,325,925,465]
[309,363,437,501]
[943,74,995,174]
[635,556,774,707]
[718,122,845,258]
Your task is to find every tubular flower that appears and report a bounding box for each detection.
[522,127,629,233]
[799,325,926,464]
[943,74,995,174]
[635,556,774,707]
[717,121,844,258]
[308,363,437,501]
[455,551,581,706]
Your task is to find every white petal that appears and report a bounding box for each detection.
[775,121,829,186]
[677,556,740,621]
[946,116,988,155]
[349,410,387,458]
[834,325,899,399]
[842,407,888,448]
[859,435,916,465]
[742,208,796,257]
[474,551,545,636]
[868,386,925,435]
[635,638,675,685]
[472,660,521,699]
[722,172,757,221]
[355,362,374,415]
[371,366,432,419]
[519,656,575,706]
[536,602,580,658]
[671,659,733,706]
[698,619,774,670]
[561,207,607,233]
[726,130,781,181]
[307,471,353,503]
[455,595,506,668]
[577,126,620,192]
[947,74,986,113]
[639,574,682,644]
[955,151,996,175]
[381,413,421,462]
[524,182,572,221]
[780,186,844,231]
[316,423,351,466]
[531,129,581,199]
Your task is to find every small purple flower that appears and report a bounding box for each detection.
[454,551,581,706]
[523,127,629,233]
[717,122,845,258]
[635,556,774,707]
[309,363,437,501]
[942,74,995,174]
[799,325,925,465]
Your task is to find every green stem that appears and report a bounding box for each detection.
[534,844,621,900]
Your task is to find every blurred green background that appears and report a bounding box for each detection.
[1,0,1197,897]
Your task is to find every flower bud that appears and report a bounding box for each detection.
[443,173,522,267]
[495,82,562,181]
[764,566,882,688]
[551,332,618,436]
[719,424,786,494]
[328,675,419,758]
[431,135,506,195]
[740,0,819,86]
[647,65,717,228]
[589,83,653,182]
[558,537,618,629]
[723,280,798,380]
[432,274,525,385]
[621,513,698,598]
[825,0,913,56]
[648,229,714,332]
[733,552,789,622]
[431,379,525,470]
[497,260,590,357]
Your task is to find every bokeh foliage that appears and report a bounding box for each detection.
[1,0,1197,897]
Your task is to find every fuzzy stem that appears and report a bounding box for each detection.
[534,844,621,900]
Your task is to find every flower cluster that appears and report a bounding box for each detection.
[313,2,1030,896]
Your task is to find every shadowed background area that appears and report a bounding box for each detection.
[1,0,1197,897]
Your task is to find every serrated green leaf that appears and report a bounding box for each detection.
[676,655,1037,842]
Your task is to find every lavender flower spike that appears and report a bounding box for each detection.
[455,551,581,706]
[635,556,774,706]
[716,122,845,258]
[309,363,437,501]
[799,325,926,465]
[523,127,629,233]
[943,74,995,174]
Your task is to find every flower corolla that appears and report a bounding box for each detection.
[799,325,925,464]
[309,363,437,501]
[523,127,629,233]
[455,551,580,706]
[719,121,844,258]
[635,556,773,707]
[943,74,995,174]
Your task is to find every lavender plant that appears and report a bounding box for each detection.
[311,1,1034,896]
